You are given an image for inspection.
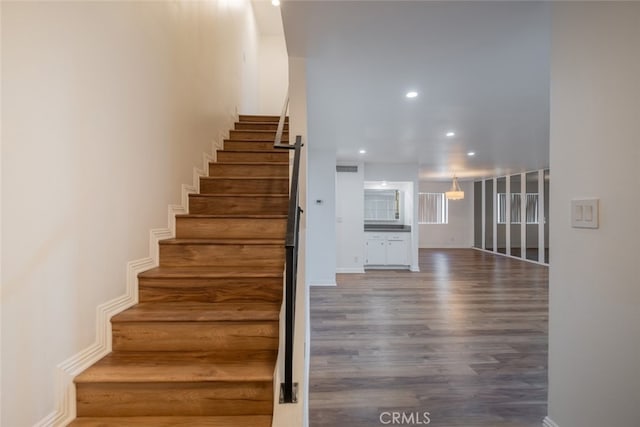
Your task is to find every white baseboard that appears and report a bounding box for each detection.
[35,135,226,427]
[336,267,365,274]
[543,416,559,427]
[309,282,337,287]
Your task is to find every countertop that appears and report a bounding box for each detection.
[364,225,412,232]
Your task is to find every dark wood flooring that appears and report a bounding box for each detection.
[309,249,548,427]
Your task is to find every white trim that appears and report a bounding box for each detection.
[481,180,486,249]
[410,266,420,272]
[471,246,549,266]
[505,176,511,255]
[35,135,226,427]
[538,169,545,263]
[492,177,498,252]
[543,416,559,427]
[309,282,337,287]
[521,172,527,258]
[335,268,365,274]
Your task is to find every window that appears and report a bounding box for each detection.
[418,193,448,224]
[496,193,539,224]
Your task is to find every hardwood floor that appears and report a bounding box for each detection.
[309,249,548,427]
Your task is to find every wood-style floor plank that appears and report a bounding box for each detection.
[310,249,548,427]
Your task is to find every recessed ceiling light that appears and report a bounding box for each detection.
[359,149,367,154]
[405,91,418,99]
[272,0,280,6]
[467,151,476,156]
[446,131,456,137]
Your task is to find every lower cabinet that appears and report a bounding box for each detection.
[365,232,410,266]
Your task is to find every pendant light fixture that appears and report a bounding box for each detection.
[445,175,464,200]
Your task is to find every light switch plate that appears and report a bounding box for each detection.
[571,199,599,229]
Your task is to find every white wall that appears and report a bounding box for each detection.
[364,163,420,271]
[336,163,365,273]
[258,35,289,114]
[548,3,640,427]
[0,1,265,425]
[306,150,336,285]
[418,181,474,248]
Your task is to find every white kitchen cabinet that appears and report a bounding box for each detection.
[365,238,387,265]
[364,232,410,266]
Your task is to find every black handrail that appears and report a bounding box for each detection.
[274,135,303,403]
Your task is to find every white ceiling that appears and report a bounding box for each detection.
[281,1,551,180]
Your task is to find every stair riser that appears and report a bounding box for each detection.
[239,115,285,123]
[200,178,288,195]
[160,243,284,267]
[139,280,282,304]
[216,151,289,163]
[176,217,287,239]
[189,196,288,215]
[76,381,272,417]
[229,130,288,141]
[224,141,278,151]
[209,163,288,178]
[235,122,288,131]
[112,322,279,352]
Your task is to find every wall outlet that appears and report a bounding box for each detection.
[354,256,359,263]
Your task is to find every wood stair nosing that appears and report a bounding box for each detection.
[138,266,285,280]
[112,321,279,352]
[137,267,283,304]
[76,381,273,417]
[215,149,290,163]
[111,302,281,323]
[188,193,289,215]
[175,215,287,240]
[208,162,289,178]
[138,282,283,304]
[239,114,288,123]
[229,130,288,141]
[69,415,273,427]
[223,140,291,151]
[234,122,289,131]
[74,350,277,384]
[199,176,289,195]
[158,238,285,268]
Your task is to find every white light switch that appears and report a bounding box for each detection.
[571,199,599,229]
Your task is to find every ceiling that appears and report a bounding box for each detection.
[281,1,551,180]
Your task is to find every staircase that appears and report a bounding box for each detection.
[71,115,290,426]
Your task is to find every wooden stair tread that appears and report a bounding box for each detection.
[176,214,287,219]
[222,138,293,151]
[201,176,288,180]
[235,121,288,125]
[70,415,272,427]
[112,302,280,322]
[239,115,287,121]
[159,238,284,245]
[230,129,286,133]
[190,193,288,198]
[218,150,289,154]
[210,161,289,165]
[139,266,283,279]
[75,351,276,383]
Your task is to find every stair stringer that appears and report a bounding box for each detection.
[34,132,227,427]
